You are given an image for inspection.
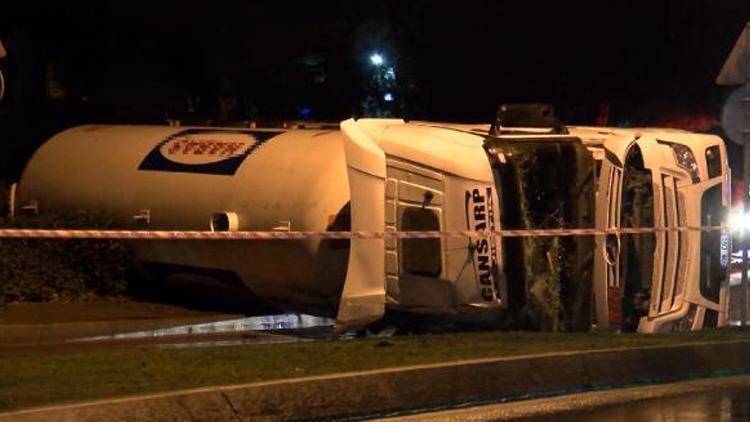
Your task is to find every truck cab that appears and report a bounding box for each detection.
[569,126,731,333]
[382,105,596,330]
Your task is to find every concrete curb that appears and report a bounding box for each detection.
[2,340,750,421]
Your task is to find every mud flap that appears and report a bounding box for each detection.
[335,119,387,333]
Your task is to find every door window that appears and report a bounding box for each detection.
[400,207,441,277]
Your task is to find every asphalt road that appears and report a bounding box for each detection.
[382,375,750,421]
[531,385,750,422]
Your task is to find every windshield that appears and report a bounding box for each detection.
[618,145,656,332]
[486,137,596,331]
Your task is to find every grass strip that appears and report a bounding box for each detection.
[1,329,749,412]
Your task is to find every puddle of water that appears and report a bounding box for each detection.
[73,313,334,343]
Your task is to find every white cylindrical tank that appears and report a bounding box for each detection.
[17,125,353,316]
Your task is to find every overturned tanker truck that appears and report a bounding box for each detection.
[14,105,596,332]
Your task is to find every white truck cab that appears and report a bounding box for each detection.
[569,126,731,333]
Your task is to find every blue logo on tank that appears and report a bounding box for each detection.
[139,129,283,175]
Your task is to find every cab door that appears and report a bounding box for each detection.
[384,159,450,312]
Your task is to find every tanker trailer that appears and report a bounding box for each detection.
[14,112,595,332]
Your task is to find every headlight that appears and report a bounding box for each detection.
[665,142,700,183]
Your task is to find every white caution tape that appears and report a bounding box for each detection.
[0,226,728,240]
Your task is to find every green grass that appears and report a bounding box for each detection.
[1,328,750,412]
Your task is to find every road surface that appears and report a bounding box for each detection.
[382,374,750,421]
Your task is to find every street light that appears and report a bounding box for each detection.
[369,52,384,66]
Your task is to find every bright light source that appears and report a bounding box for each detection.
[369,53,384,66]
[730,207,750,232]
[383,92,394,102]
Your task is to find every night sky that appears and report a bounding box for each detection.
[1,0,750,178]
